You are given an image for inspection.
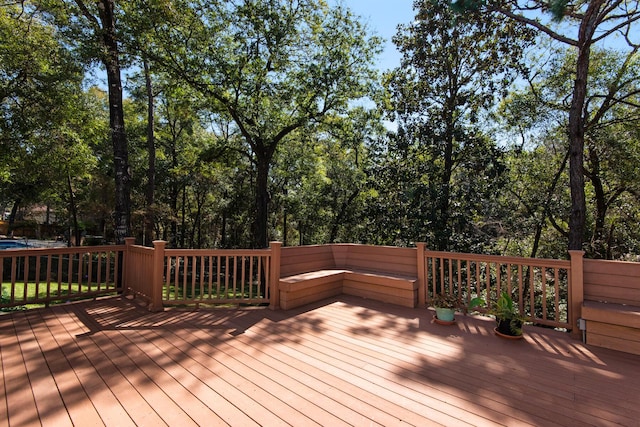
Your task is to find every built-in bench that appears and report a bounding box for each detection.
[581,259,640,355]
[279,269,346,310]
[278,244,419,310]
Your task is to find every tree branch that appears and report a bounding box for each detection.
[490,5,578,46]
[72,0,101,32]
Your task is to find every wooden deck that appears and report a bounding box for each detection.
[1,295,639,427]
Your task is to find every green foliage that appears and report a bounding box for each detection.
[124,0,382,247]
[431,293,460,309]
[549,0,570,22]
[378,0,532,251]
[489,291,526,336]
[0,4,98,236]
[3,0,640,260]
[497,46,640,259]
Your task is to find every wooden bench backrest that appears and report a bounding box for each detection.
[584,259,640,306]
[280,244,419,279]
[280,245,336,277]
[332,244,418,278]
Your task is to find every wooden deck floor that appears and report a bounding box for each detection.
[1,295,639,427]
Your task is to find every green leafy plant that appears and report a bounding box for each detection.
[489,291,526,336]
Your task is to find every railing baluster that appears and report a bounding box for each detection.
[23,255,29,301]
[35,255,41,301]
[174,256,180,301]
[57,253,63,298]
[553,268,561,322]
[241,256,246,299]
[207,255,213,300]
[423,250,571,329]
[225,256,230,299]
[96,252,102,291]
[165,255,172,301]
[529,265,535,317]
[484,262,490,301]
[466,259,471,302]
[105,252,110,290]
[216,255,221,299]
[496,262,502,298]
[88,251,94,293]
[249,256,253,298]
[542,266,548,321]
[10,256,16,304]
[518,265,523,314]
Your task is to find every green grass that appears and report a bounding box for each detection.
[1,281,117,311]
[164,282,267,301]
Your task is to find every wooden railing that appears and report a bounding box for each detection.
[163,248,272,306]
[122,239,276,310]
[124,242,157,306]
[419,244,576,330]
[0,245,124,309]
[0,239,602,338]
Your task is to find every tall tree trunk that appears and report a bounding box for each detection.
[67,173,81,246]
[587,144,607,258]
[490,1,616,253]
[8,199,20,238]
[97,0,130,244]
[253,141,276,248]
[180,186,186,248]
[437,105,456,252]
[170,140,179,247]
[254,152,272,248]
[329,190,359,243]
[567,1,601,252]
[143,59,156,246]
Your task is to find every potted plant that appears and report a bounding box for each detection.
[490,291,526,339]
[431,293,460,325]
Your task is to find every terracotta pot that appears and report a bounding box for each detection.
[494,327,524,340]
[433,315,456,325]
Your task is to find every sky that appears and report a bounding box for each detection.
[335,0,417,72]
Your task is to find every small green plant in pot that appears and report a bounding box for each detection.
[490,291,526,338]
[431,293,460,324]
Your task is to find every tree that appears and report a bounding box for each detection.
[386,0,533,250]
[39,0,131,243]
[128,0,382,247]
[0,3,88,237]
[457,0,640,251]
[498,44,640,259]
[142,59,156,246]
[269,108,380,245]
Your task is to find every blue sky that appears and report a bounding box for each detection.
[337,0,416,71]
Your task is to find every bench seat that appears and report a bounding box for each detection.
[279,269,418,310]
[279,270,346,310]
[342,271,418,308]
[582,300,640,355]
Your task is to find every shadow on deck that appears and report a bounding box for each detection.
[1,295,639,426]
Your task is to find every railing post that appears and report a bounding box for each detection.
[150,240,166,312]
[123,237,135,292]
[269,241,282,310]
[417,242,426,307]
[569,250,585,338]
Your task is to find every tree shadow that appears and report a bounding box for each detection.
[4,294,639,426]
[338,296,640,426]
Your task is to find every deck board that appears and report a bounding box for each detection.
[1,295,640,426]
